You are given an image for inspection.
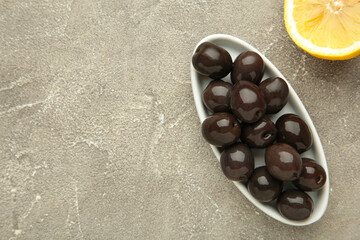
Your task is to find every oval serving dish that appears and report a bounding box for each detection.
[191,34,329,226]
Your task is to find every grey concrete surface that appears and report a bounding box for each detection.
[1,0,360,239]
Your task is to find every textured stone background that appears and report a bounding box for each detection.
[1,0,360,239]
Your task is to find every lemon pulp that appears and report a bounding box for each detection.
[285,0,360,60]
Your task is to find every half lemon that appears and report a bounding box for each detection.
[284,0,360,60]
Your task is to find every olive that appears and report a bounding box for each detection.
[202,80,232,113]
[231,51,265,85]
[247,166,282,202]
[220,143,254,181]
[259,77,289,114]
[201,112,241,147]
[276,114,313,153]
[241,117,277,148]
[192,42,232,79]
[230,80,266,123]
[294,158,327,191]
[265,143,302,181]
[277,190,313,221]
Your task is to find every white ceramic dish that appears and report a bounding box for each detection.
[191,34,329,226]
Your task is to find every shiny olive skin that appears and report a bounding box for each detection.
[220,143,254,181]
[192,42,232,79]
[241,117,277,148]
[201,112,241,147]
[265,143,302,181]
[294,158,327,191]
[277,190,313,221]
[202,80,233,113]
[231,51,265,85]
[276,114,313,153]
[230,80,266,123]
[259,77,289,114]
[247,166,282,202]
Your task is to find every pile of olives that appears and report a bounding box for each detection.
[192,42,327,221]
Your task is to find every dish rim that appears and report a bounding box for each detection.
[190,33,330,226]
